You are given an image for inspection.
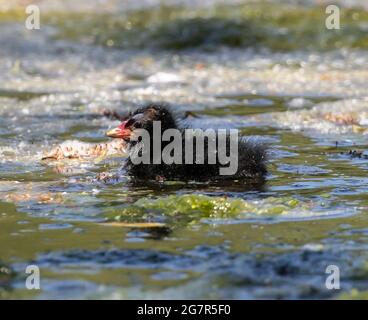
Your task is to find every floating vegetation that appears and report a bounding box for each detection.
[42,139,126,161]
[105,194,351,225]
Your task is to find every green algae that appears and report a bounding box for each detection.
[135,194,248,218]
[339,289,368,300]
[105,194,334,224]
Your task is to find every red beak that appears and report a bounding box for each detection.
[106,121,132,140]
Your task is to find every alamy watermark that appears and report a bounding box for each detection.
[25,5,40,30]
[108,123,240,176]
[326,5,341,30]
[23,4,341,32]
[325,264,340,290]
[25,265,40,290]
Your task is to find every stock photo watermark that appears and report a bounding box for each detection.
[107,123,239,176]
[325,5,341,30]
[325,265,340,290]
[23,4,341,31]
[25,265,40,290]
[25,4,40,30]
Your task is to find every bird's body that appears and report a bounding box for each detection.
[106,104,267,182]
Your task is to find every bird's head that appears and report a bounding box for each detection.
[106,104,177,142]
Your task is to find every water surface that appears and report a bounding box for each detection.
[1,0,368,299]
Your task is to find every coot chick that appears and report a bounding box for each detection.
[106,103,267,181]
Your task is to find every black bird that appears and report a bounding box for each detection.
[106,103,267,182]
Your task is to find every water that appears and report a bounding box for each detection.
[1,0,368,299]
